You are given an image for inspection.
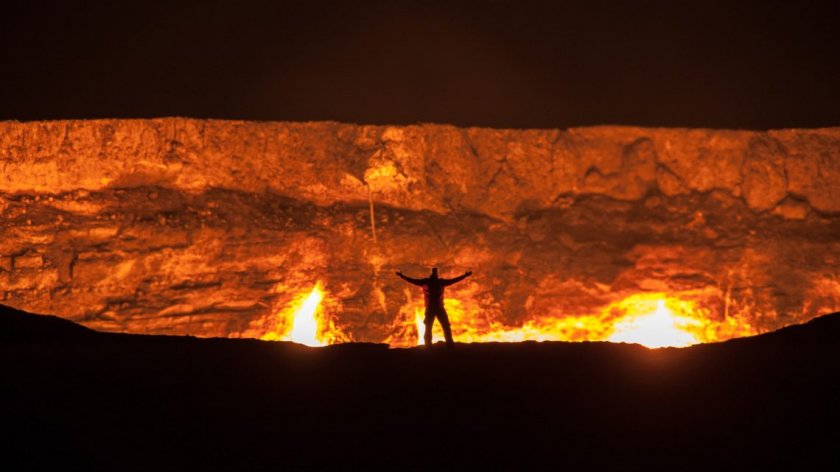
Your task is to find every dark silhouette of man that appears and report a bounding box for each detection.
[396,267,472,347]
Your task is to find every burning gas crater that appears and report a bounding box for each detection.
[4,120,840,346]
[261,282,754,348]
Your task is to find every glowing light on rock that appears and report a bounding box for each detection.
[4,120,839,344]
[607,299,700,348]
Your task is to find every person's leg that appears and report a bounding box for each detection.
[438,309,454,345]
[423,310,434,346]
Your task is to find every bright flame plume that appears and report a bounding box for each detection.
[262,282,329,346]
[287,284,325,346]
[607,299,700,348]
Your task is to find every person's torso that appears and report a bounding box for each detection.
[421,280,445,308]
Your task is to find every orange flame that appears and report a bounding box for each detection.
[258,276,840,349]
[261,282,335,346]
[387,289,760,349]
[607,298,700,348]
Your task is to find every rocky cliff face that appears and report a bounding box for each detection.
[1,119,839,344]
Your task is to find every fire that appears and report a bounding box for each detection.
[414,312,425,346]
[607,298,700,348]
[262,282,330,346]
[287,284,325,346]
[392,287,759,349]
[260,281,782,349]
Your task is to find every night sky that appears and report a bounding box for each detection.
[2,0,838,129]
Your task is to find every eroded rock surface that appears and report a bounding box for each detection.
[1,119,839,343]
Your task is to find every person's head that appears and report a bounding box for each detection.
[430,267,439,279]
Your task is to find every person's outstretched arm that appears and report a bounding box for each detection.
[396,271,425,286]
[442,271,472,286]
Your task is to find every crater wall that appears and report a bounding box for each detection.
[1,119,839,343]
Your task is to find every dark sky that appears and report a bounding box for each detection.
[2,0,838,129]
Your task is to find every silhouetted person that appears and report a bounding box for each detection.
[396,267,472,347]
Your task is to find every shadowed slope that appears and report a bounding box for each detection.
[0,304,97,341]
[1,306,839,470]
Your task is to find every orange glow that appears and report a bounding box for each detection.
[262,282,334,346]
[607,298,699,348]
[388,287,760,349]
[414,311,425,346]
[287,284,325,346]
[255,278,838,349]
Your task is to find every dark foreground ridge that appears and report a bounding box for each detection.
[2,304,839,470]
